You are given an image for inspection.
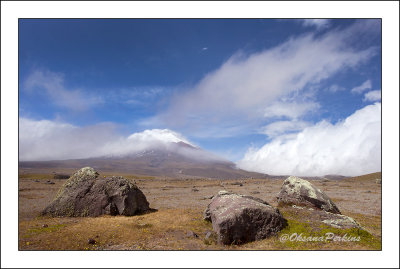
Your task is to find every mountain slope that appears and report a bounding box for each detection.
[19,141,266,179]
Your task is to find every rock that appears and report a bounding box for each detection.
[53,174,70,179]
[277,176,341,214]
[287,203,362,230]
[33,179,40,183]
[203,230,217,244]
[321,212,362,229]
[45,180,55,184]
[88,238,96,244]
[186,231,199,238]
[204,231,213,240]
[231,182,243,186]
[375,178,381,184]
[250,191,260,194]
[204,190,287,245]
[41,167,150,217]
[192,188,199,192]
[42,224,48,228]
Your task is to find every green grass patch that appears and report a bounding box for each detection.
[276,218,381,250]
[22,224,66,238]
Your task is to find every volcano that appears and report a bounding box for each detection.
[19,141,266,179]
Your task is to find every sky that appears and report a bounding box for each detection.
[19,19,382,176]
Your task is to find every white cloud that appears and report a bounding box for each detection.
[24,70,103,111]
[260,120,311,138]
[364,90,381,102]
[300,19,330,30]
[351,79,372,94]
[326,84,345,93]
[237,103,381,176]
[19,117,198,161]
[160,21,376,137]
[263,101,320,119]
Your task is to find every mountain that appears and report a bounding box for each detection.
[19,141,266,179]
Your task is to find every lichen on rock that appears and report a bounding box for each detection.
[277,176,341,214]
[321,213,361,229]
[55,167,99,200]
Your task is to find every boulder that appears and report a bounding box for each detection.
[321,213,362,229]
[53,174,70,179]
[41,167,150,217]
[204,190,287,245]
[277,176,341,214]
[375,178,381,184]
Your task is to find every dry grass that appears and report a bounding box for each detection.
[18,171,381,250]
[19,206,381,250]
[19,209,221,250]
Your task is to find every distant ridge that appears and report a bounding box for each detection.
[19,141,266,179]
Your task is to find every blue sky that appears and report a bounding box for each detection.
[19,19,381,176]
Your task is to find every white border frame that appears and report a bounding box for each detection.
[2,1,399,268]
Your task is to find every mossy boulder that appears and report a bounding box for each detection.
[321,213,361,229]
[42,167,150,217]
[204,190,287,245]
[277,176,341,214]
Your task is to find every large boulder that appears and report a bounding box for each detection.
[204,190,287,245]
[41,167,150,217]
[277,176,341,214]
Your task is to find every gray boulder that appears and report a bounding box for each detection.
[277,176,341,214]
[41,167,150,217]
[321,212,362,229]
[204,190,287,245]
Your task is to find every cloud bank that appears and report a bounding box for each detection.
[237,103,381,176]
[19,118,198,161]
[159,21,376,138]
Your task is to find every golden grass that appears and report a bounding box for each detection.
[18,171,381,250]
[19,209,219,250]
[19,207,381,250]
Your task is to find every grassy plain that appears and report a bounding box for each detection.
[18,172,381,250]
